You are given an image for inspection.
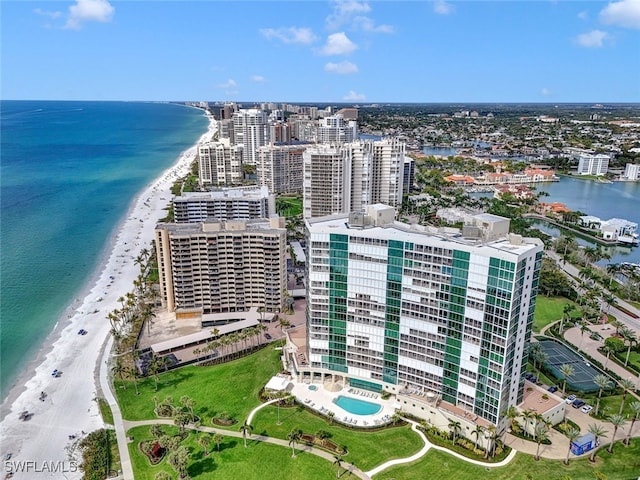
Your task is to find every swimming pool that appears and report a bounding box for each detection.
[333,395,382,415]
[308,384,318,391]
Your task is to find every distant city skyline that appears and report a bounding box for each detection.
[2,0,639,103]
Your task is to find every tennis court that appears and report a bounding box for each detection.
[537,339,602,393]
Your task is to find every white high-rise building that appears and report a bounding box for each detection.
[577,153,609,176]
[257,144,306,194]
[303,139,405,218]
[198,139,243,186]
[300,205,543,429]
[622,163,640,181]
[232,109,269,166]
[317,114,358,144]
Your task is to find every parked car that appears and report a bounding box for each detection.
[51,369,59,377]
[566,394,577,404]
[547,385,558,393]
[581,405,594,414]
[264,333,272,340]
[572,399,586,408]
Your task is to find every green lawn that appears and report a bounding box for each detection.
[250,405,422,472]
[589,394,639,420]
[276,196,303,218]
[533,296,578,333]
[116,345,282,425]
[613,350,640,374]
[374,438,640,480]
[127,425,338,480]
[98,397,114,425]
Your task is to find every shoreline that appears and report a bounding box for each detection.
[0,110,215,475]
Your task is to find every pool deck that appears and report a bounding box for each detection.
[290,380,398,427]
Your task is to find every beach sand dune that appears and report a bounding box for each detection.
[0,114,216,478]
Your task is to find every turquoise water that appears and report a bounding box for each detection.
[308,385,318,391]
[0,101,208,399]
[333,395,382,415]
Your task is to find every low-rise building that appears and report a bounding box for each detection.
[173,186,275,223]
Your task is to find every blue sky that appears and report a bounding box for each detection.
[2,0,639,103]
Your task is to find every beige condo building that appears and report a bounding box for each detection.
[155,217,287,315]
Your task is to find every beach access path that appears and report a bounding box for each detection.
[0,113,216,479]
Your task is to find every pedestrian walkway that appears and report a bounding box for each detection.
[98,336,135,480]
[365,418,517,477]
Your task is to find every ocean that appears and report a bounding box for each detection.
[0,101,208,399]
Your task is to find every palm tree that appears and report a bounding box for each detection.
[606,263,622,288]
[327,411,335,425]
[484,426,497,458]
[198,433,212,456]
[288,428,302,457]
[624,401,640,446]
[448,419,461,444]
[213,433,224,453]
[180,395,196,422]
[578,322,591,350]
[167,445,189,479]
[564,427,580,465]
[471,425,484,451]
[150,424,164,440]
[559,363,575,395]
[594,374,613,416]
[607,413,627,454]
[602,345,615,370]
[621,328,638,366]
[521,409,535,438]
[534,423,550,461]
[240,422,253,448]
[505,405,521,431]
[587,424,608,462]
[560,303,575,334]
[333,454,344,479]
[618,378,636,414]
[112,360,127,390]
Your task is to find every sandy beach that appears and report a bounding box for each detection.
[0,112,215,478]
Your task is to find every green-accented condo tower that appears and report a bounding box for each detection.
[305,205,543,426]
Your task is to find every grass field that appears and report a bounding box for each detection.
[276,196,303,218]
[250,405,422,472]
[126,425,338,480]
[533,296,579,333]
[374,438,640,480]
[613,350,640,374]
[116,345,282,424]
[98,397,114,425]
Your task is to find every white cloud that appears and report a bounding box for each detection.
[324,61,359,74]
[217,79,237,89]
[541,87,552,97]
[599,0,640,29]
[352,16,395,34]
[64,0,114,30]
[343,90,366,101]
[33,8,63,19]
[251,75,266,83]
[326,1,371,30]
[433,0,455,15]
[260,27,316,44]
[320,32,358,55]
[576,30,608,47]
[577,11,588,21]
